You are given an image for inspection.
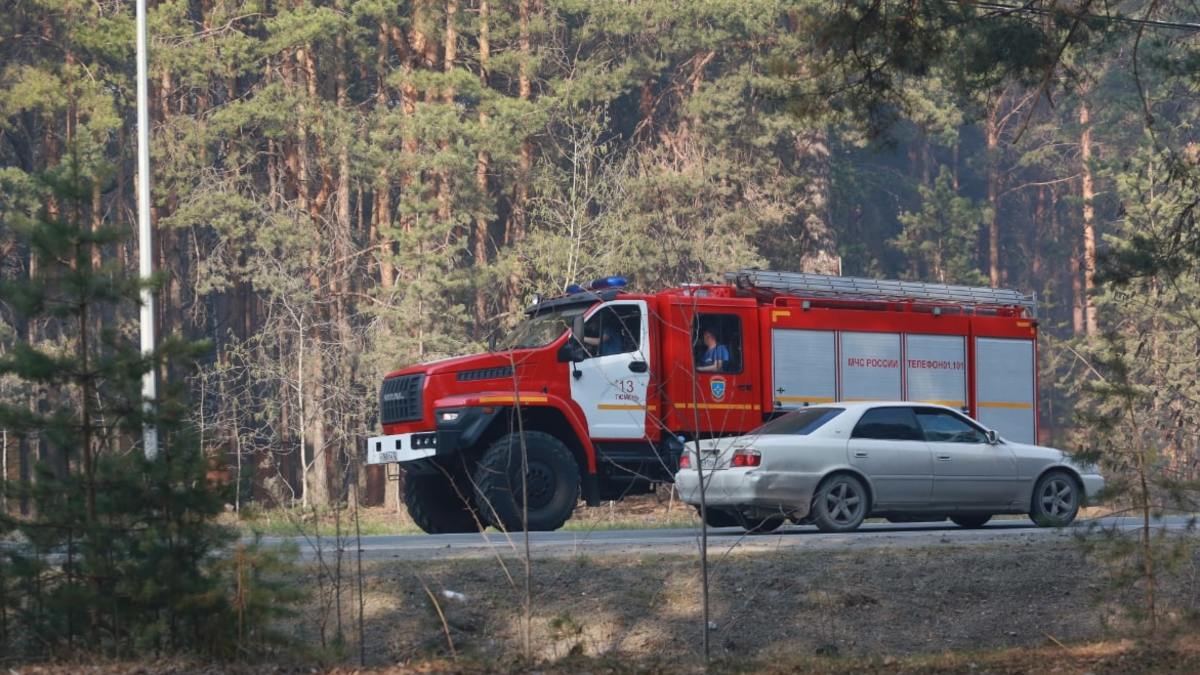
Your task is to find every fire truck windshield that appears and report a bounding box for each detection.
[504,306,588,349]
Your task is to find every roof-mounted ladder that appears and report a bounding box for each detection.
[727,269,1037,318]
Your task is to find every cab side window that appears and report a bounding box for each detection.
[851,407,923,441]
[582,305,641,358]
[915,408,988,443]
[692,314,743,373]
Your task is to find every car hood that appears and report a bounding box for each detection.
[1006,441,1098,472]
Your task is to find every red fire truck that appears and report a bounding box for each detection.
[367,270,1039,533]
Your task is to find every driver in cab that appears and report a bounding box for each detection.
[695,329,729,373]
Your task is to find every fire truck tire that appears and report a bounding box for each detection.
[473,431,580,532]
[403,471,481,534]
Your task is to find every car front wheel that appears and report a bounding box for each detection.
[1030,471,1080,527]
[811,474,869,533]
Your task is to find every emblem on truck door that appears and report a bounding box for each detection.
[710,376,727,401]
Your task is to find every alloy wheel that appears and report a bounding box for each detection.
[824,480,864,525]
[1040,477,1076,519]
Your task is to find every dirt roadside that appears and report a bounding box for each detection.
[287,535,1197,668]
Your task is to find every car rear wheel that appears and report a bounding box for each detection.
[737,513,786,534]
[1030,471,1080,527]
[950,514,991,528]
[473,431,580,532]
[811,474,868,533]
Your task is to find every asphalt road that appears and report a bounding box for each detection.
[267,515,1195,561]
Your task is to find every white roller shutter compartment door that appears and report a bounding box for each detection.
[771,329,836,409]
[839,332,902,401]
[974,337,1036,444]
[904,334,967,411]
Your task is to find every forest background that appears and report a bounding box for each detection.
[2,0,1198,513]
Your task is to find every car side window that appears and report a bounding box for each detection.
[581,305,641,358]
[915,408,988,444]
[851,407,923,441]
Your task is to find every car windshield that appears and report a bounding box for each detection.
[504,306,587,349]
[756,407,844,435]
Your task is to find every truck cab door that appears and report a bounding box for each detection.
[679,308,762,434]
[569,300,651,440]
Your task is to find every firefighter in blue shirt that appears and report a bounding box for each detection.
[583,319,625,356]
[696,329,730,372]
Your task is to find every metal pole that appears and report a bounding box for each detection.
[136,0,158,460]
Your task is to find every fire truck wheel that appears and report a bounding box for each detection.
[696,506,740,528]
[473,431,580,532]
[810,473,869,533]
[403,471,481,534]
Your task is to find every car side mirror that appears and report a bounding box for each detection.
[558,340,588,363]
[985,429,1000,445]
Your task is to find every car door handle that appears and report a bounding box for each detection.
[628,361,648,373]
[936,455,952,461]
[854,451,868,458]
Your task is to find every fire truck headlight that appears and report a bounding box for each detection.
[437,410,461,423]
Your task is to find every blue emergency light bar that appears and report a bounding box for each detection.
[588,276,627,291]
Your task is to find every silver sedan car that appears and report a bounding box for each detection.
[674,402,1104,533]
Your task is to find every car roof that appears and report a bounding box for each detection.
[819,401,964,413]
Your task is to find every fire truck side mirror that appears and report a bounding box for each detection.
[558,341,587,363]
[571,314,585,341]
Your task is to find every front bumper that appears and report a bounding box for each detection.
[1080,473,1106,503]
[367,406,502,465]
[674,468,820,518]
[366,432,439,465]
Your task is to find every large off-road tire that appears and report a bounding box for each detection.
[473,431,580,532]
[1030,470,1080,527]
[403,470,481,534]
[950,514,991,529]
[696,506,740,528]
[810,473,869,533]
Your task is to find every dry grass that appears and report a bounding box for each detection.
[277,536,1199,668]
[226,489,699,538]
[7,637,1200,673]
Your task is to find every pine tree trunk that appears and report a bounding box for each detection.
[508,0,533,310]
[375,21,395,291]
[1032,186,1045,283]
[474,0,491,328]
[1080,101,1098,335]
[986,108,1001,287]
[333,25,354,508]
[438,0,457,229]
[1071,219,1085,337]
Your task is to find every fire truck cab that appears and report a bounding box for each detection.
[367,270,1039,534]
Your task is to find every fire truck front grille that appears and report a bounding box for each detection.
[380,374,424,424]
[457,365,514,382]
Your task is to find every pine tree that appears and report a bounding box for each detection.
[0,149,298,657]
